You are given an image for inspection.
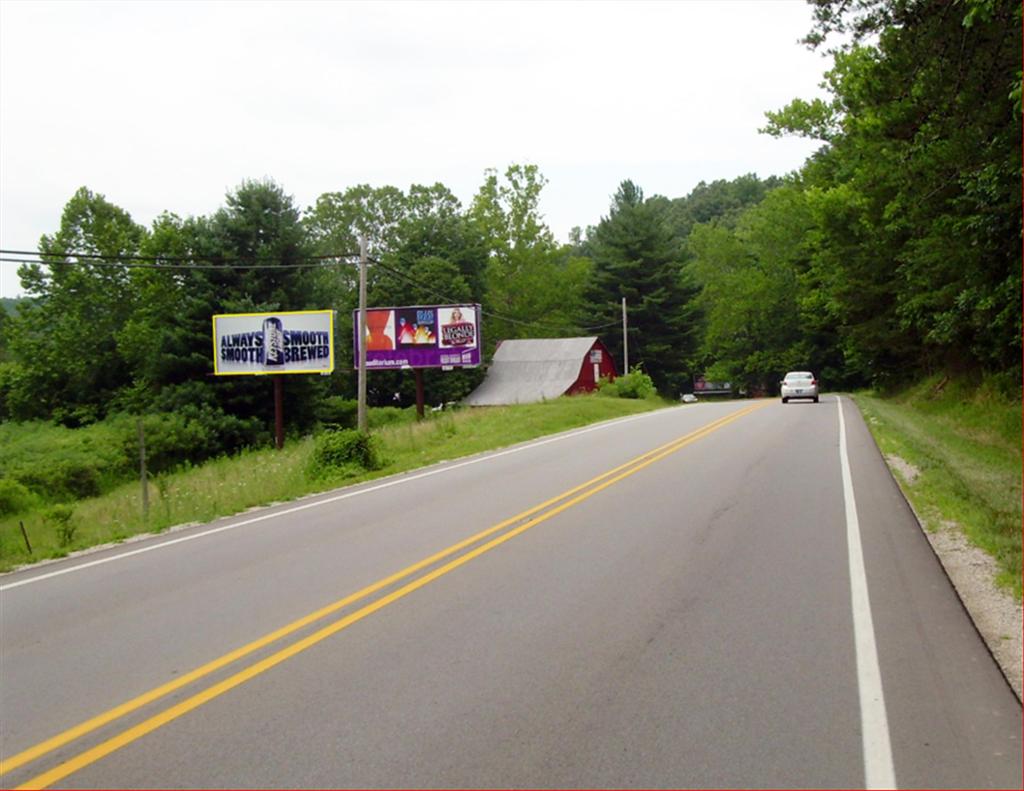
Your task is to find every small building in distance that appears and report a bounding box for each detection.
[463,337,617,406]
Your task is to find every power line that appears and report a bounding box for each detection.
[0,248,360,265]
[370,258,620,334]
[0,257,342,271]
[0,253,356,271]
[2,248,620,335]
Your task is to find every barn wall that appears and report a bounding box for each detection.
[568,340,618,394]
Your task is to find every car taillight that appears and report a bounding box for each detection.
[811,379,817,386]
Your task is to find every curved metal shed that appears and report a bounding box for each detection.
[463,337,617,406]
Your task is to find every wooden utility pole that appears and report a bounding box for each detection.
[138,417,149,518]
[357,236,369,433]
[622,297,629,374]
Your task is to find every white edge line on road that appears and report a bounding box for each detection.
[1,406,692,592]
[838,396,897,790]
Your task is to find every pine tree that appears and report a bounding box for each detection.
[583,181,700,395]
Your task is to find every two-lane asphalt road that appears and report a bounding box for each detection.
[1,397,1020,788]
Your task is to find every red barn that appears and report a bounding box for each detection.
[464,337,618,406]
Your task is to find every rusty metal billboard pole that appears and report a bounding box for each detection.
[274,375,284,449]
[414,369,425,420]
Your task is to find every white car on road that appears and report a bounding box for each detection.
[780,371,819,403]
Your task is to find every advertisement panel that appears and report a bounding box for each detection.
[212,310,335,375]
[353,304,481,370]
[694,375,732,395]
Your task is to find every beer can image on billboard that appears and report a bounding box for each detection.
[263,317,285,366]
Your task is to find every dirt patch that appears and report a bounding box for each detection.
[885,453,920,485]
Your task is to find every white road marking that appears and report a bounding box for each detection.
[838,396,897,790]
[0,407,682,592]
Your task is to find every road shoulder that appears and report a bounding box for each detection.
[870,435,1022,701]
[888,464,1023,701]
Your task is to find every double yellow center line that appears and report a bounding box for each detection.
[3,402,764,789]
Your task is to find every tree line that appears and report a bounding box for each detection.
[0,0,1018,456]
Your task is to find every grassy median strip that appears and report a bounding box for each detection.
[0,395,669,572]
[852,376,1021,599]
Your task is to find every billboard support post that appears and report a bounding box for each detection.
[414,369,425,420]
[274,375,284,450]
[357,237,368,434]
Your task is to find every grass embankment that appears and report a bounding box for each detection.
[852,376,1021,599]
[0,395,668,572]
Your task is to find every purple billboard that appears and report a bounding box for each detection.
[353,304,482,370]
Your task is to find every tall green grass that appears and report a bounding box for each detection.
[0,394,668,571]
[853,375,1021,599]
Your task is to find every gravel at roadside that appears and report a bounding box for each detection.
[886,454,1022,701]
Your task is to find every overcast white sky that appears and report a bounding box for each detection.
[0,0,828,298]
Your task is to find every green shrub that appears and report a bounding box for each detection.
[167,404,265,458]
[0,477,35,516]
[58,460,103,499]
[612,368,656,399]
[0,362,18,422]
[0,403,267,508]
[309,430,383,478]
[145,383,269,456]
[316,397,358,430]
[45,504,76,546]
[597,376,620,397]
[121,413,216,475]
[52,403,102,429]
[13,459,102,501]
[1,417,128,502]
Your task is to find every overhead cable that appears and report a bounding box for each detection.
[370,258,620,334]
[2,249,620,334]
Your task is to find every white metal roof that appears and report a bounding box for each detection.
[463,337,599,406]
